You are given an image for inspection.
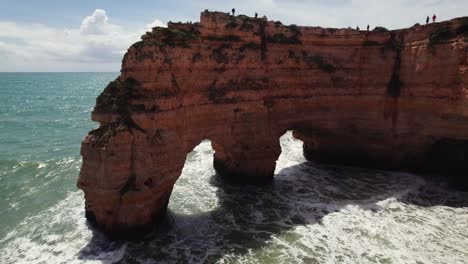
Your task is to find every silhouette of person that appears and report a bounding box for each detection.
[356,26,360,31]
[432,14,436,23]
[232,8,236,16]
[255,12,258,18]
[426,16,430,24]
[367,24,370,32]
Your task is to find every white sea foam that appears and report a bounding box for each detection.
[1,132,467,263]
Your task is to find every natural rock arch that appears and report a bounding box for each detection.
[78,11,468,238]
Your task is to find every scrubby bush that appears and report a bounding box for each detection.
[373,26,389,32]
[239,42,261,52]
[205,35,241,42]
[429,27,455,46]
[267,33,302,44]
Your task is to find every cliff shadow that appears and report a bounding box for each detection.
[78,157,468,263]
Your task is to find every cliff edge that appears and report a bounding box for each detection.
[78,10,468,238]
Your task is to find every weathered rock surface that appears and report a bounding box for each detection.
[78,11,468,238]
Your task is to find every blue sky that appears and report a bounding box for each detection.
[0,0,466,71]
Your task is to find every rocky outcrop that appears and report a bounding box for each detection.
[78,10,468,239]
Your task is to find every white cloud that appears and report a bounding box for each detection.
[0,1,467,71]
[80,9,120,35]
[146,19,167,31]
[0,9,164,71]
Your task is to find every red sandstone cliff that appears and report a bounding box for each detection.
[78,11,468,238]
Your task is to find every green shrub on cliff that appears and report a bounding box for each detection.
[267,33,302,44]
[162,28,199,48]
[302,52,336,74]
[373,26,389,32]
[95,78,144,131]
[131,28,199,49]
[212,44,231,64]
[239,42,261,52]
[240,21,254,31]
[429,27,455,46]
[456,18,468,35]
[205,35,241,42]
[287,24,301,36]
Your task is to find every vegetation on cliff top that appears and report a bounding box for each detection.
[132,28,200,49]
[429,19,468,47]
[95,78,144,131]
[373,26,389,32]
[267,24,302,45]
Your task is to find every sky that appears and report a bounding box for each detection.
[0,0,466,72]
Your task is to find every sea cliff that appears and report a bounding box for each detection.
[78,11,468,238]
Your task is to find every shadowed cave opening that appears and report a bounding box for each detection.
[168,131,305,216]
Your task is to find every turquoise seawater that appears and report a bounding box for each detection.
[0,73,467,264]
[0,72,116,237]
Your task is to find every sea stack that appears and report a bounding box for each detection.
[78,10,468,239]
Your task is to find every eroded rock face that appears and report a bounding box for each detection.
[78,11,468,238]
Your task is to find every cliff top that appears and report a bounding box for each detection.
[134,10,467,51]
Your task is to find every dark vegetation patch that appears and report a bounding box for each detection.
[429,26,455,46]
[89,122,126,147]
[135,52,154,62]
[204,35,241,42]
[160,28,199,48]
[208,86,238,104]
[427,20,468,52]
[267,33,302,44]
[131,40,163,49]
[267,24,302,45]
[363,40,380,46]
[240,21,255,31]
[456,18,468,35]
[239,42,261,52]
[412,23,421,28]
[131,28,199,49]
[208,78,267,103]
[159,90,177,97]
[225,20,239,29]
[95,78,144,131]
[212,44,231,64]
[287,24,301,36]
[302,51,336,73]
[373,26,389,32]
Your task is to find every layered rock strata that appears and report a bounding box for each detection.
[78,11,468,238]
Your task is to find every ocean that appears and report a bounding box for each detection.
[0,72,467,264]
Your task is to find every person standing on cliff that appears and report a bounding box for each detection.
[426,16,430,24]
[356,25,360,31]
[367,24,370,32]
[255,12,258,18]
[432,14,437,23]
[232,8,236,16]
